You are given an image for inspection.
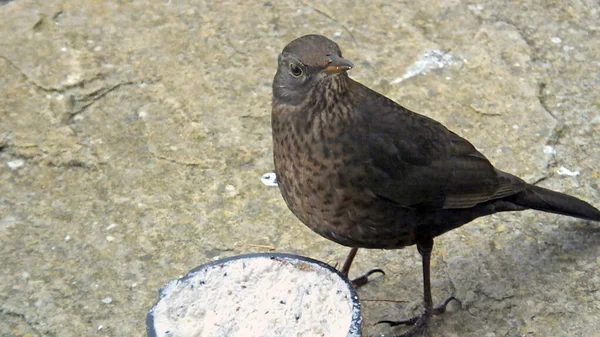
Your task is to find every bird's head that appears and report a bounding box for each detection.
[273,34,354,105]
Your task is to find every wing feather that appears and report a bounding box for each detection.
[345,80,525,209]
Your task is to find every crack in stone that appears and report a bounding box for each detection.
[483,20,570,184]
[543,123,565,157]
[302,3,357,46]
[484,21,559,124]
[2,54,160,168]
[530,176,548,186]
[502,329,515,337]
[528,122,566,186]
[47,158,103,169]
[1,54,159,112]
[474,289,515,303]
[0,144,103,169]
[0,307,45,337]
[537,82,558,121]
[150,152,204,167]
[67,78,160,121]
[477,15,541,59]
[465,19,569,195]
[60,78,160,169]
[0,54,108,93]
[0,54,28,81]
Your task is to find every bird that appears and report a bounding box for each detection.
[271,34,600,336]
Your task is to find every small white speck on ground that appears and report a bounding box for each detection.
[557,166,579,176]
[261,171,278,187]
[543,145,556,154]
[7,160,24,169]
[101,297,113,304]
[468,4,484,11]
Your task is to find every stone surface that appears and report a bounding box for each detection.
[0,1,598,337]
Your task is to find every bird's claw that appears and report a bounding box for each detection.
[432,296,460,315]
[351,268,385,288]
[376,314,422,327]
[376,296,459,336]
[377,313,428,337]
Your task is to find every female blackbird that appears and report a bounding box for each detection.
[271,34,600,336]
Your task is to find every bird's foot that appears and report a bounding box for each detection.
[377,296,459,337]
[337,248,385,288]
[350,268,385,288]
[377,312,428,337]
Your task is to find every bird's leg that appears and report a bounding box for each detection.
[340,247,358,276]
[378,237,459,337]
[341,247,385,288]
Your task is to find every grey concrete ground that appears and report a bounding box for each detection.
[1,1,599,336]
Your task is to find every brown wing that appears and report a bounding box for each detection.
[345,80,525,209]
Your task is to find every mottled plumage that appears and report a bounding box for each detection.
[271,34,600,336]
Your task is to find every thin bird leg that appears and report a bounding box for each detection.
[378,237,459,336]
[341,247,385,288]
[340,247,358,276]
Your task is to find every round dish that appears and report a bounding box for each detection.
[146,252,361,337]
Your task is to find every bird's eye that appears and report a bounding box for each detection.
[289,62,303,77]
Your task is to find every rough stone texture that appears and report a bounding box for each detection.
[0,1,598,337]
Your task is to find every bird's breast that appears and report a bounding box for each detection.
[273,110,376,238]
[272,104,421,248]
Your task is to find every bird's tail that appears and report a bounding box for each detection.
[510,184,600,221]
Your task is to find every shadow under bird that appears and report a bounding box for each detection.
[271,34,600,336]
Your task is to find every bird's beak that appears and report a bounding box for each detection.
[321,55,354,74]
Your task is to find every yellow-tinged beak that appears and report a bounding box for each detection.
[321,55,354,74]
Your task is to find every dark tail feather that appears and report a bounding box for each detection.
[510,185,600,221]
